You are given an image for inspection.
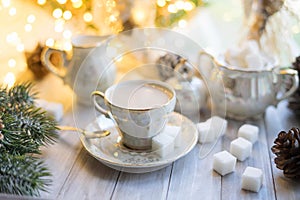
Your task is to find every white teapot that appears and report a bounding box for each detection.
[41,35,116,105]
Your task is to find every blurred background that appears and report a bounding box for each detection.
[0,0,299,89]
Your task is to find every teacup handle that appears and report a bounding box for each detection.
[91,91,109,116]
[276,68,299,102]
[41,46,67,79]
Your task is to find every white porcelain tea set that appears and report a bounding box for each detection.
[41,28,299,173]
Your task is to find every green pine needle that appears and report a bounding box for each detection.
[0,82,36,114]
[0,154,51,196]
[0,105,58,155]
[0,83,58,196]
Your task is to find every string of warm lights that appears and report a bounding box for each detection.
[1,0,26,88]
[41,0,123,33]
[0,0,202,88]
[2,0,124,51]
[155,0,202,27]
[0,0,124,87]
[38,0,124,50]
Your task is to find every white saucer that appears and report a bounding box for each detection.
[80,112,198,173]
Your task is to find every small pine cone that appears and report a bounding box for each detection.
[288,56,300,114]
[271,127,300,178]
[156,53,194,81]
[293,56,300,69]
[288,93,300,113]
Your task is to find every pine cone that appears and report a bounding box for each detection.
[271,127,300,178]
[288,56,300,114]
[156,53,194,81]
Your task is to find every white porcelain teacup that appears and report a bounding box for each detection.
[92,80,176,150]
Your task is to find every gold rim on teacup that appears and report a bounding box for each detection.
[91,79,176,150]
[93,83,175,112]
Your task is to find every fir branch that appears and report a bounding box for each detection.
[0,83,58,196]
[0,106,58,155]
[7,82,36,105]
[16,107,58,146]
[0,88,10,113]
[0,83,36,114]
[0,154,51,197]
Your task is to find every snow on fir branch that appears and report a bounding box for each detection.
[0,83,58,197]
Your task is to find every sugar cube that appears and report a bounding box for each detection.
[213,150,237,176]
[206,116,228,138]
[225,46,240,59]
[245,54,264,69]
[245,40,260,55]
[230,137,252,161]
[242,167,263,192]
[96,115,115,130]
[35,99,64,121]
[164,125,181,147]
[152,132,175,158]
[84,115,115,133]
[225,46,244,67]
[197,116,227,144]
[228,58,243,68]
[240,40,260,60]
[238,124,259,144]
[197,121,214,143]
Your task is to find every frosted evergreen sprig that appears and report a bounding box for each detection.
[0,83,58,196]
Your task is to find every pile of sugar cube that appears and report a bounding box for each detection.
[224,40,273,70]
[152,125,181,158]
[197,117,263,193]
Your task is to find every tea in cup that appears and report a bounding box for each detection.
[92,80,176,150]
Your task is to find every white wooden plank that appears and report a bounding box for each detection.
[221,118,276,200]
[167,144,222,200]
[0,194,47,200]
[111,166,172,200]
[39,101,102,199]
[39,112,84,199]
[265,101,300,200]
[46,102,118,199]
[163,110,221,200]
[57,149,120,200]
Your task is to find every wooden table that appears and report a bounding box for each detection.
[1,73,299,200]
